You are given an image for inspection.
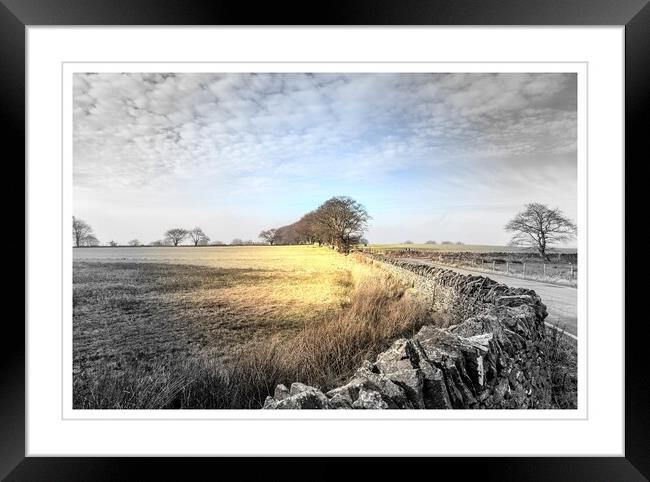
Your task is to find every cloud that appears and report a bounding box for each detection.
[73,72,577,244]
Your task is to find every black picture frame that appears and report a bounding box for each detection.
[4,0,644,479]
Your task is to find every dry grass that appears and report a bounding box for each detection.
[73,246,433,409]
[544,326,578,409]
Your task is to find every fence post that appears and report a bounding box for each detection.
[506,261,509,274]
[570,263,574,278]
[543,263,546,277]
[523,262,526,277]
[492,260,496,271]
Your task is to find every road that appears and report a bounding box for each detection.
[403,259,578,339]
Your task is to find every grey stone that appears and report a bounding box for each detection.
[289,382,313,396]
[274,389,330,409]
[326,379,364,404]
[374,339,425,408]
[353,366,411,408]
[274,384,290,400]
[352,389,388,409]
[328,393,353,409]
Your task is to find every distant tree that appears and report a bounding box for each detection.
[150,240,165,247]
[231,238,243,245]
[108,240,118,247]
[358,238,369,246]
[505,203,576,259]
[243,239,255,245]
[164,228,188,247]
[301,212,322,244]
[256,196,370,251]
[128,239,141,247]
[270,210,328,246]
[455,241,464,245]
[72,216,95,247]
[211,240,225,246]
[314,196,370,253]
[188,227,209,247]
[441,241,452,245]
[425,240,437,244]
[259,228,278,245]
[404,240,414,245]
[84,234,100,247]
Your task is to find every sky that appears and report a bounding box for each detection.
[73,72,577,246]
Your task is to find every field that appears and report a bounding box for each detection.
[368,243,523,253]
[73,246,434,409]
[366,243,577,254]
[365,244,578,285]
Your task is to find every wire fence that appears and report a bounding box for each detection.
[466,258,577,282]
[358,248,577,285]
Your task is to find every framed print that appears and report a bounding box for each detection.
[6,0,645,478]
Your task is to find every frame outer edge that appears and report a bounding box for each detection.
[6,0,646,478]
[625,1,650,479]
[0,1,27,480]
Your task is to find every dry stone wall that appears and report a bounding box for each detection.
[263,256,553,410]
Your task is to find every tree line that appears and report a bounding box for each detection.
[72,216,274,248]
[73,195,371,253]
[258,196,370,254]
[73,201,575,258]
[73,218,218,248]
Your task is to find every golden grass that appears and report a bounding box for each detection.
[73,246,434,408]
[235,274,431,393]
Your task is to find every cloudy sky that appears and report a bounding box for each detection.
[73,72,577,245]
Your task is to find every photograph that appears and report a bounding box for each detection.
[72,72,578,410]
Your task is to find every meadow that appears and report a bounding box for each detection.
[368,243,522,253]
[365,244,578,285]
[366,243,577,254]
[73,246,435,409]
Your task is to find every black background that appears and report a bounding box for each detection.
[3,0,646,479]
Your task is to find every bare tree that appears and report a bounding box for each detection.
[72,216,95,247]
[259,229,278,245]
[164,228,188,247]
[211,240,225,246]
[128,239,141,247]
[230,238,243,245]
[84,234,100,247]
[108,240,118,247]
[188,227,209,246]
[404,240,414,244]
[505,203,576,259]
[314,196,369,253]
[425,240,437,244]
[295,211,326,245]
